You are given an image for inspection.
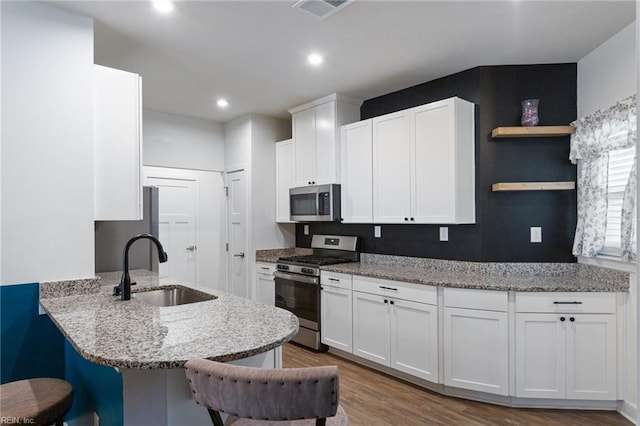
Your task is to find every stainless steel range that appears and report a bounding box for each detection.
[275,235,359,351]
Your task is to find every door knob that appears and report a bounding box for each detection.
[234,252,245,258]
[186,245,197,251]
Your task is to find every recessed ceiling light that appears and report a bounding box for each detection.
[217,99,229,108]
[152,0,174,14]
[307,53,324,66]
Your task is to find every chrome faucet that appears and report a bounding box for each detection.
[116,234,168,301]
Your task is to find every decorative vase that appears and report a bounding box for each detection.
[521,99,539,126]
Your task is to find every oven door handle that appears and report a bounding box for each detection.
[274,271,319,285]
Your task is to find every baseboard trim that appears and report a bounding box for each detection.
[617,400,637,424]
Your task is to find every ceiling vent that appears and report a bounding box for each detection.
[292,0,353,20]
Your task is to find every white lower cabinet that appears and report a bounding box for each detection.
[352,277,438,383]
[515,293,617,400]
[255,262,276,306]
[320,272,353,353]
[317,272,619,403]
[443,288,509,396]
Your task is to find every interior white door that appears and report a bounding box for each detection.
[227,169,249,298]
[146,177,197,285]
[157,213,196,284]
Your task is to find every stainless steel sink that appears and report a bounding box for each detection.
[132,286,216,307]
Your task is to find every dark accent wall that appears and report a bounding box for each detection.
[296,64,577,262]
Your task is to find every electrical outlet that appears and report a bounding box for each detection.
[374,225,381,238]
[530,226,542,243]
[304,225,309,235]
[439,227,449,242]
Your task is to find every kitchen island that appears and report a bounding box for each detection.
[39,270,299,426]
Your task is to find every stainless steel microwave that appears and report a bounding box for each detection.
[289,184,341,222]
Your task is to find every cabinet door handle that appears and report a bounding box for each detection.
[234,252,245,258]
[383,299,388,304]
[560,317,566,322]
[553,301,583,305]
[404,217,409,221]
[410,217,415,222]
[389,300,395,305]
[570,317,575,322]
[379,286,398,291]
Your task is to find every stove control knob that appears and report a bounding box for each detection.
[301,267,314,274]
[277,265,289,271]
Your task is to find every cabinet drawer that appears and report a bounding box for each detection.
[352,276,437,305]
[444,287,508,312]
[256,262,276,275]
[321,271,353,290]
[515,292,616,314]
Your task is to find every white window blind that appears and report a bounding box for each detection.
[602,146,635,255]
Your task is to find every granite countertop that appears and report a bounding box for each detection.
[39,270,299,369]
[322,262,628,292]
[257,249,629,292]
[256,247,312,263]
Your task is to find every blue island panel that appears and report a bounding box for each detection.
[0,282,65,383]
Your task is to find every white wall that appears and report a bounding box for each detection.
[577,21,636,118]
[251,115,295,250]
[1,2,95,284]
[578,19,638,423]
[143,109,225,172]
[224,115,252,172]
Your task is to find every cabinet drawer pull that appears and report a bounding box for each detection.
[379,286,398,291]
[260,267,270,270]
[328,278,340,282]
[553,301,583,305]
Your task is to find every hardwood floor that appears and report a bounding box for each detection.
[282,343,632,426]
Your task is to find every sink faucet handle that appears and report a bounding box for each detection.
[113,285,122,296]
[131,281,137,286]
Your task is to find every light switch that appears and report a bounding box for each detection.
[304,225,309,235]
[530,226,542,243]
[439,227,449,242]
[374,225,381,238]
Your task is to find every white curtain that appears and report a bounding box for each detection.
[569,94,636,259]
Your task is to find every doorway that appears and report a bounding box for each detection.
[143,166,226,290]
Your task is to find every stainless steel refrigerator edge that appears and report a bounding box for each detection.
[95,186,160,273]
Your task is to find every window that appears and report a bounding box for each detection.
[601,146,635,256]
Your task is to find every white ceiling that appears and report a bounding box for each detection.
[51,1,635,123]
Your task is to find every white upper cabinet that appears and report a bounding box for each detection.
[412,98,475,223]
[372,111,412,223]
[275,139,294,223]
[371,97,475,224]
[340,119,373,223]
[289,94,362,187]
[93,64,142,221]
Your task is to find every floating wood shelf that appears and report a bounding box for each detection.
[492,181,576,192]
[491,126,575,138]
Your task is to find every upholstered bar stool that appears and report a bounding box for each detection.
[0,378,73,426]
[185,358,349,426]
